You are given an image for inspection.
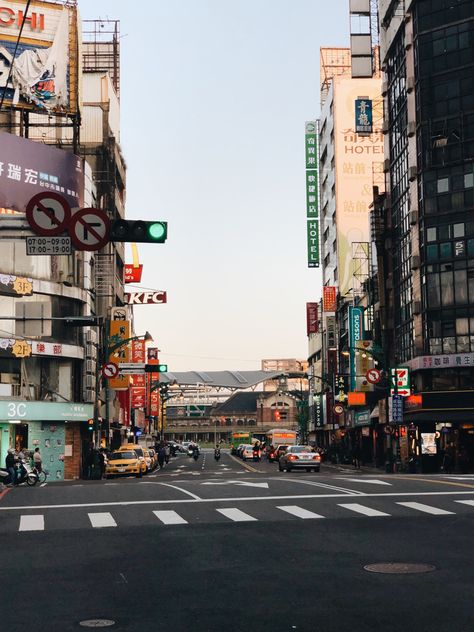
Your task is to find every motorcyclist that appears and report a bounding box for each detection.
[6,449,16,486]
[214,446,221,460]
[253,441,261,462]
[192,444,200,460]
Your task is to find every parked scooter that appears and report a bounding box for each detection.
[0,459,38,486]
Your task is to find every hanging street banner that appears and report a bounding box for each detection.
[125,291,167,305]
[306,302,319,335]
[323,286,337,312]
[0,132,84,213]
[108,320,131,390]
[305,121,320,268]
[355,98,373,134]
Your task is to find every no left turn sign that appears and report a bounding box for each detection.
[26,192,71,236]
[102,362,119,379]
[69,208,110,251]
[366,368,382,384]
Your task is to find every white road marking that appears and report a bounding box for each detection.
[455,500,474,506]
[2,490,474,512]
[19,514,44,531]
[40,483,47,488]
[153,510,188,525]
[277,505,325,519]
[339,478,392,486]
[201,480,269,489]
[88,512,117,528]
[338,503,390,517]
[397,502,454,515]
[155,482,202,500]
[217,507,257,522]
[275,477,365,495]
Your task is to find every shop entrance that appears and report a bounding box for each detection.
[458,425,474,473]
[14,423,28,451]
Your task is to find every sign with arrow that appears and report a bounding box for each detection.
[69,207,110,251]
[390,366,411,397]
[26,191,71,236]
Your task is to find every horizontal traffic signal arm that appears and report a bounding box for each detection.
[109,219,167,243]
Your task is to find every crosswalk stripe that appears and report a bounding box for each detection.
[455,500,474,506]
[153,510,188,525]
[397,502,454,515]
[277,505,325,519]
[338,503,390,517]
[88,512,117,528]
[216,507,257,522]
[19,514,44,531]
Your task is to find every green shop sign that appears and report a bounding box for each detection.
[0,401,93,422]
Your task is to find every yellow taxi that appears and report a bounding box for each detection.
[117,443,148,475]
[106,449,144,478]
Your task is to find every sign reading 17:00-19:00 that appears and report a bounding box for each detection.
[26,236,72,255]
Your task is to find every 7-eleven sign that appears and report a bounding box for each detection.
[390,367,411,397]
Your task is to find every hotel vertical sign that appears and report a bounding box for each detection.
[305,121,319,268]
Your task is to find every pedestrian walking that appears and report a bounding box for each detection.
[352,443,361,469]
[157,443,166,469]
[98,449,107,479]
[6,448,16,486]
[33,447,42,473]
[164,442,170,464]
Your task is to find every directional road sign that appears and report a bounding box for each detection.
[69,208,110,251]
[26,192,71,237]
[366,368,381,384]
[102,362,119,379]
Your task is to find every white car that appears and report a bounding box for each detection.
[278,445,321,472]
[241,445,254,461]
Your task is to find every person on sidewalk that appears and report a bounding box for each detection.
[6,449,16,486]
[157,443,166,469]
[352,443,362,470]
[33,447,42,473]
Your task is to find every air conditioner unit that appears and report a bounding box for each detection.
[381,81,388,97]
[383,158,391,172]
[84,374,95,389]
[409,166,418,181]
[409,210,418,225]
[82,388,95,404]
[85,360,96,374]
[408,121,416,137]
[413,300,422,314]
[406,76,415,93]
[85,330,97,344]
[86,345,97,361]
[412,255,421,270]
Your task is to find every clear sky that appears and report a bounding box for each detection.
[78,0,349,371]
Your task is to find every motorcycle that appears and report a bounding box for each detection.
[214,449,221,462]
[187,448,194,458]
[193,450,199,462]
[0,460,38,486]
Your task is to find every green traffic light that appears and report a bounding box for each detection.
[158,364,168,372]
[148,222,166,241]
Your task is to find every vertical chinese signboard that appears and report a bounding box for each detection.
[323,286,337,313]
[306,302,319,335]
[305,121,320,268]
[131,341,146,408]
[355,98,373,134]
[108,320,131,390]
[147,347,160,416]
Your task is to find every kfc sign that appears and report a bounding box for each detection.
[125,291,167,305]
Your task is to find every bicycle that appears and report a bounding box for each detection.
[32,466,48,484]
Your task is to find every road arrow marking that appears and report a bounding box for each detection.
[339,478,392,486]
[201,480,269,488]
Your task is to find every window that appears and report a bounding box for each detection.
[427,227,437,242]
[453,223,465,238]
[440,270,454,305]
[437,177,449,193]
[440,243,452,259]
[427,244,438,260]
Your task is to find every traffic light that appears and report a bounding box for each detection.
[274,410,281,421]
[110,219,167,244]
[145,364,168,373]
[87,419,94,431]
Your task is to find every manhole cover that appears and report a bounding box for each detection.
[79,620,116,628]
[364,563,436,574]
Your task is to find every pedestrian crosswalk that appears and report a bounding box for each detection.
[8,496,474,533]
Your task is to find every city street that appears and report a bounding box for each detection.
[2,449,474,631]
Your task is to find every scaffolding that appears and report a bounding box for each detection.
[82,20,121,98]
[320,48,352,105]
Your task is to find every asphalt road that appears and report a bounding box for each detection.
[2,449,474,632]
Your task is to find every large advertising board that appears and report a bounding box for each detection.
[0,0,78,113]
[334,77,383,297]
[0,132,84,211]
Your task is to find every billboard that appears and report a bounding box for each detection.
[334,77,383,297]
[0,0,78,114]
[306,302,319,335]
[323,286,337,312]
[0,132,84,211]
